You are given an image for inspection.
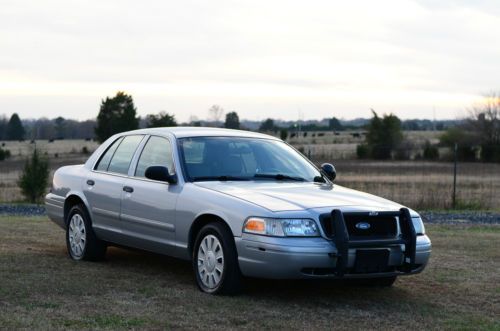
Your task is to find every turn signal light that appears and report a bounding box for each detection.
[244,218,266,234]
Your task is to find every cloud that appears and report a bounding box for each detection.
[0,0,498,121]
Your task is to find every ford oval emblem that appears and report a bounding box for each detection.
[355,222,371,230]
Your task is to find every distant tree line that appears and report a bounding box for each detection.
[354,93,500,163]
[0,113,97,141]
[0,113,26,140]
[439,92,500,162]
[0,90,483,162]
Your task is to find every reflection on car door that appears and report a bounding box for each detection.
[119,135,180,254]
[84,135,144,242]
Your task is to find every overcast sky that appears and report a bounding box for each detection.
[1,0,499,122]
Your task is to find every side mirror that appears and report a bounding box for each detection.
[145,166,177,184]
[321,163,336,181]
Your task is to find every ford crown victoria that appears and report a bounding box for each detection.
[45,127,431,294]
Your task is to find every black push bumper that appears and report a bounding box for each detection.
[331,208,417,276]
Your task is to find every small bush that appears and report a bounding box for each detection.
[371,144,392,160]
[81,146,89,154]
[423,141,439,160]
[356,144,370,159]
[0,147,11,161]
[395,140,416,160]
[394,148,410,160]
[480,144,500,163]
[18,149,49,204]
[280,129,288,141]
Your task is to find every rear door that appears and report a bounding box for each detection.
[119,135,179,254]
[84,135,144,241]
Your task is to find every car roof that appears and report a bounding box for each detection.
[123,127,280,140]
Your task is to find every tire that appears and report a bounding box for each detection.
[66,204,107,261]
[348,276,397,287]
[192,222,242,295]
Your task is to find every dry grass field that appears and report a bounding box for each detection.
[330,160,500,210]
[288,130,442,160]
[0,139,99,158]
[1,137,499,210]
[0,140,97,202]
[0,216,499,330]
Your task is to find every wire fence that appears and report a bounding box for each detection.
[1,139,499,210]
[311,159,500,210]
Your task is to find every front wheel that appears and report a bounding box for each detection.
[66,204,107,261]
[193,223,242,295]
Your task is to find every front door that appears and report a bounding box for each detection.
[119,135,179,254]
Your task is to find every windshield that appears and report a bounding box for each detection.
[179,137,324,182]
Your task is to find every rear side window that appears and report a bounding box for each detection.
[107,135,144,175]
[135,136,174,178]
[95,137,123,171]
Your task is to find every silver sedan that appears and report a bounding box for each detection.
[45,127,431,294]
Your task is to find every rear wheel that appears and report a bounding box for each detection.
[193,223,242,295]
[66,204,107,261]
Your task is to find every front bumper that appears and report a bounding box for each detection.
[235,208,431,279]
[235,234,431,279]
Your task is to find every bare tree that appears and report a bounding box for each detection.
[208,105,224,126]
[468,92,500,161]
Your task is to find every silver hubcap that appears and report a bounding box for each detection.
[197,234,224,289]
[68,214,86,258]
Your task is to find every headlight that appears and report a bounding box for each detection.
[412,216,425,235]
[243,217,319,237]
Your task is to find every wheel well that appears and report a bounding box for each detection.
[188,214,233,257]
[64,195,85,224]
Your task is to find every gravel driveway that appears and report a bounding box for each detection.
[1,204,499,224]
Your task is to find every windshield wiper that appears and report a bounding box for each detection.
[191,175,250,182]
[254,173,305,181]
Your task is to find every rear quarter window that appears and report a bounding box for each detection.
[106,135,144,175]
[95,137,123,172]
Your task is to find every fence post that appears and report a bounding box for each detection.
[452,143,457,209]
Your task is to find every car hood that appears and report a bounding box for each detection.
[194,181,404,212]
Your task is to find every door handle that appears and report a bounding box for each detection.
[86,180,95,186]
[123,186,134,193]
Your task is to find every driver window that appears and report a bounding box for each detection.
[135,136,174,178]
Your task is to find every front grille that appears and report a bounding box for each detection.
[319,213,398,240]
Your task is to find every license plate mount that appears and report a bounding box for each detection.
[354,249,390,273]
